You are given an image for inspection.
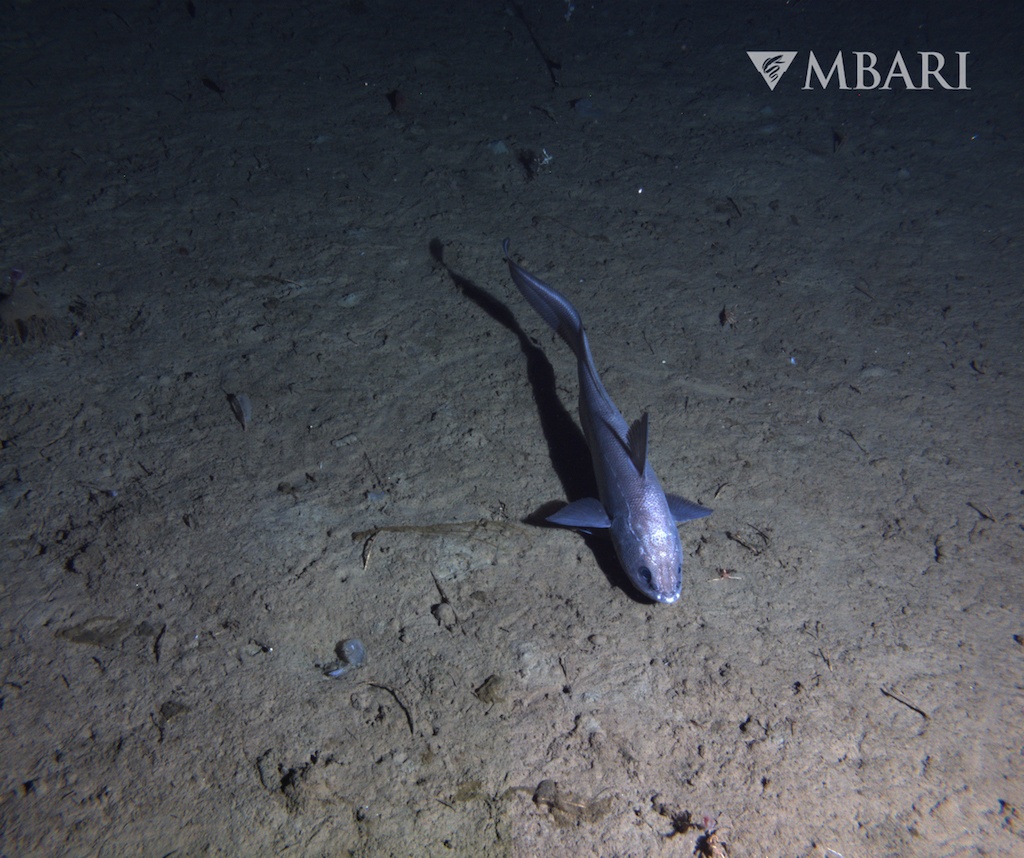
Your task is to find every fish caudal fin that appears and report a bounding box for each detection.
[503,239,587,360]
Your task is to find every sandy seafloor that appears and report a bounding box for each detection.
[1,1,1022,856]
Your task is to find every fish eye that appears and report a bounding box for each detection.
[638,566,654,588]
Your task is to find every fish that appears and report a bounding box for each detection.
[503,239,712,604]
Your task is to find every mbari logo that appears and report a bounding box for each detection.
[747,52,798,90]
[747,50,970,91]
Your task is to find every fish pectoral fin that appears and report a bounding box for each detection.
[625,412,649,474]
[666,494,713,523]
[547,498,611,529]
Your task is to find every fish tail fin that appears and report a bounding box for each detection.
[503,239,587,359]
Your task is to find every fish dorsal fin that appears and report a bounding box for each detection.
[626,413,649,474]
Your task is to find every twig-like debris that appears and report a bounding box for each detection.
[966,501,995,522]
[817,648,833,671]
[369,683,415,736]
[880,686,928,719]
[725,531,759,554]
[352,519,522,569]
[840,429,867,454]
[509,1,561,87]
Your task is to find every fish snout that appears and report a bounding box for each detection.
[616,522,684,604]
[635,561,683,604]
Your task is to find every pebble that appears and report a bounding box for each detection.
[322,637,366,678]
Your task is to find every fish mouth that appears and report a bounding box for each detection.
[652,590,681,605]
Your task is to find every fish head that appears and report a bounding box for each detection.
[612,511,684,604]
